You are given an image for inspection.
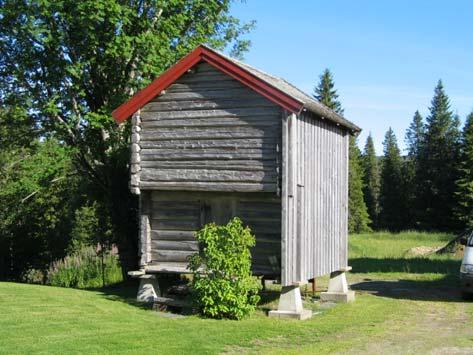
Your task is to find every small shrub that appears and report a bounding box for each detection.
[188,217,261,320]
[47,246,123,288]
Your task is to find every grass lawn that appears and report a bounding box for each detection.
[1,231,472,354]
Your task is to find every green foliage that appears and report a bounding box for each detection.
[0,0,253,278]
[402,111,425,228]
[455,111,473,228]
[362,134,380,228]
[0,104,36,151]
[313,69,344,114]
[69,202,114,255]
[47,246,123,289]
[188,218,261,320]
[379,128,404,230]
[405,110,425,158]
[349,136,372,233]
[417,81,461,230]
[0,139,78,278]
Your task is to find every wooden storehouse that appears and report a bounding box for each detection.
[112,45,360,316]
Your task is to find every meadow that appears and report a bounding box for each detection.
[0,232,471,354]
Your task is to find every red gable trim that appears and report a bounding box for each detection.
[112,45,304,123]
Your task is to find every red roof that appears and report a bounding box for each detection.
[112,45,304,123]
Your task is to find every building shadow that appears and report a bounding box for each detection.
[349,257,460,275]
[351,278,464,302]
[349,257,465,303]
[86,279,153,310]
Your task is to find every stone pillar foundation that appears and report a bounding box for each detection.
[320,267,355,303]
[268,286,312,320]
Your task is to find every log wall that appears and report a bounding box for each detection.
[144,191,281,275]
[138,62,282,192]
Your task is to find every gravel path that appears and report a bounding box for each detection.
[340,281,473,355]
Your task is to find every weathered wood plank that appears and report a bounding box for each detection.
[141,168,277,183]
[146,262,190,273]
[140,127,278,141]
[141,118,279,129]
[150,218,200,231]
[142,160,277,172]
[139,214,151,267]
[151,250,196,262]
[151,240,199,252]
[151,207,200,219]
[252,265,280,275]
[140,148,277,161]
[141,107,281,121]
[194,62,223,72]
[141,181,277,192]
[166,80,244,92]
[249,233,281,243]
[238,201,281,211]
[153,88,256,102]
[140,138,277,150]
[161,71,234,85]
[150,230,196,241]
[141,98,276,112]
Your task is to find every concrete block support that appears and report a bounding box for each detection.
[136,274,160,303]
[268,286,312,320]
[320,268,355,303]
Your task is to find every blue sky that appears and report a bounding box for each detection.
[230,0,473,154]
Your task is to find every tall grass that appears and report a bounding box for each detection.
[47,246,123,288]
[348,231,460,278]
[349,230,453,259]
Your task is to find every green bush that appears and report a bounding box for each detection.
[188,217,261,320]
[46,246,123,288]
[21,268,45,284]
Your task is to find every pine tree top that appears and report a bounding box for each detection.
[364,134,377,157]
[313,69,344,115]
[383,128,401,157]
[405,110,424,157]
[427,80,453,126]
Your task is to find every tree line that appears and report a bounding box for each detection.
[1,0,470,283]
[314,71,473,233]
[0,0,253,281]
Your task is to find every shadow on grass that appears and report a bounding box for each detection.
[258,290,281,313]
[349,257,461,275]
[351,277,464,302]
[86,279,153,310]
[349,257,464,302]
[87,279,283,315]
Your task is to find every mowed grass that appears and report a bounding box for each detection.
[0,231,468,354]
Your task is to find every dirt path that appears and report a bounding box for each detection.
[340,282,473,355]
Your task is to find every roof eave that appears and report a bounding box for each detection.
[112,45,304,123]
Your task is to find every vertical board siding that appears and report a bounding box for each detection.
[137,62,282,192]
[282,112,349,286]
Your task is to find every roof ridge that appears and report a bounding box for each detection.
[205,45,358,131]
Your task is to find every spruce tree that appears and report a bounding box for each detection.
[455,111,473,228]
[417,80,461,230]
[361,134,380,228]
[379,128,404,231]
[406,111,425,157]
[403,111,425,228]
[349,136,372,233]
[313,69,344,114]
[313,69,370,232]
